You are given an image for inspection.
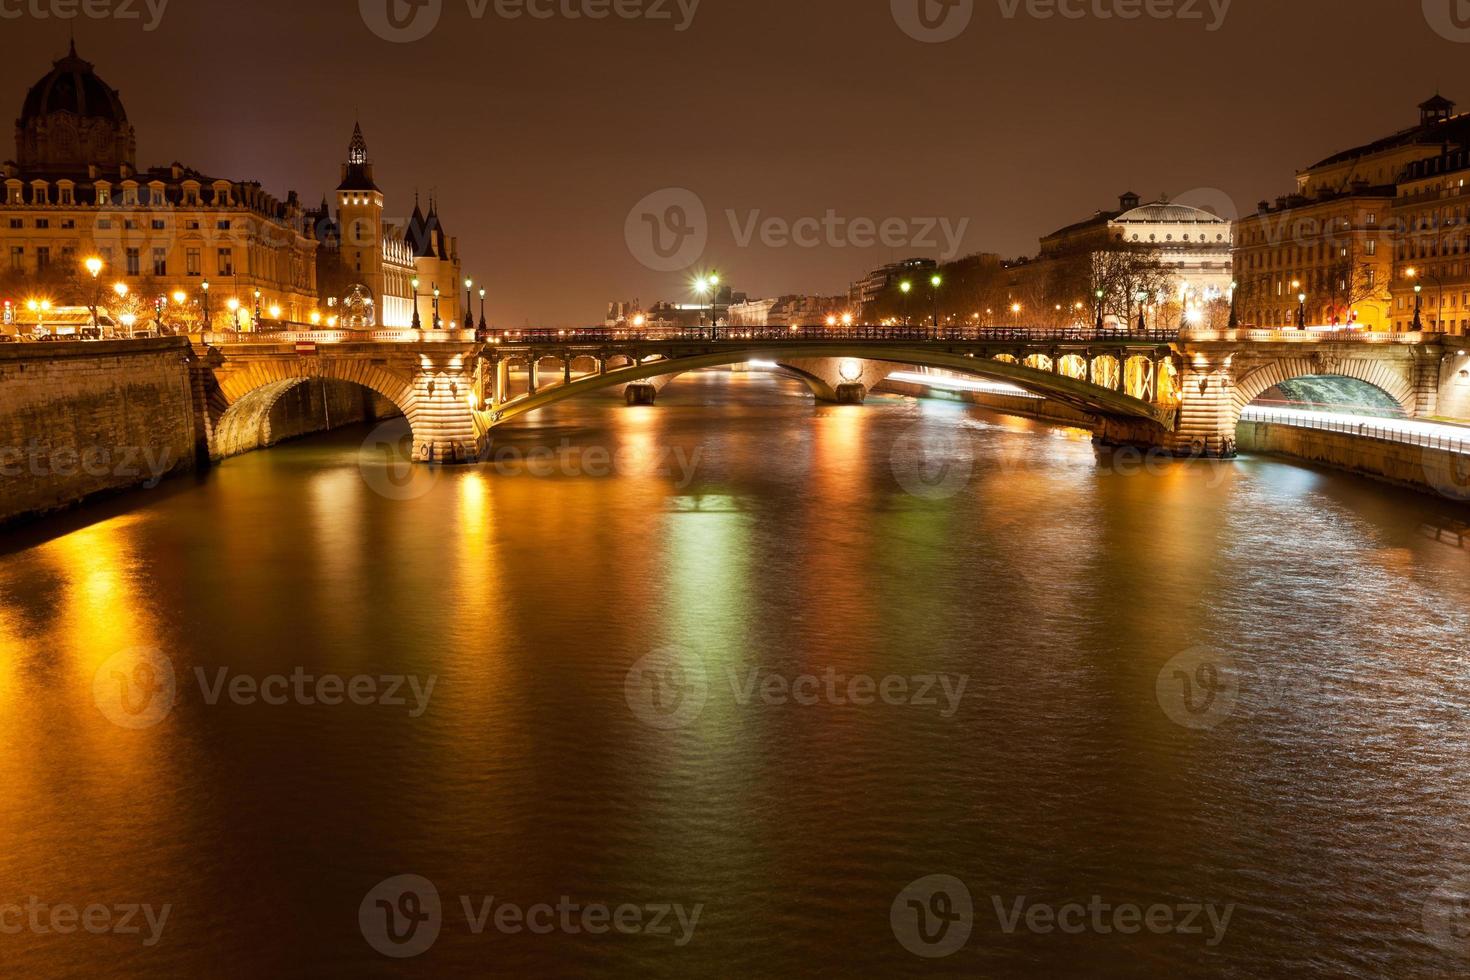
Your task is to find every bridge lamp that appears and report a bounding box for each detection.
[1011,303,1021,314]
[269,305,282,320]
[310,311,322,326]
[841,313,854,327]
[900,281,912,294]
[327,315,339,328]
[826,315,838,327]
[113,282,129,298]
[633,315,646,328]
[84,256,103,278]
[172,290,187,305]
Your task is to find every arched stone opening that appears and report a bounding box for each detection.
[213,377,405,459]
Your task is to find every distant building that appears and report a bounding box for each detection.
[852,258,938,313]
[728,294,848,327]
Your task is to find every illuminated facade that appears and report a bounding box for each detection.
[1,44,318,329]
[1234,95,1470,331]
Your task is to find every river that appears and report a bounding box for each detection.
[2,369,1469,977]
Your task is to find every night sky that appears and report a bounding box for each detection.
[2,0,1459,324]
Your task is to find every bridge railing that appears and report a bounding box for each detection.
[1182,327,1427,345]
[202,329,479,345]
[484,326,1184,345]
[1241,408,1470,455]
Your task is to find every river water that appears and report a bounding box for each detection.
[3,370,1470,978]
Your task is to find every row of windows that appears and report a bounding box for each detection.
[9,245,236,277]
[1241,241,1379,269]
[5,183,237,208]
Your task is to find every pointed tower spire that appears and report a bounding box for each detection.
[348,122,368,165]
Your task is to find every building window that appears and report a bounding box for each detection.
[186,248,202,276]
[9,247,23,271]
[35,218,48,229]
[36,247,50,272]
[126,248,141,275]
[1365,240,1377,256]
[217,247,234,276]
[7,219,20,229]
[97,218,112,230]
[152,248,167,276]
[217,220,231,231]
[60,219,74,229]
[151,219,166,231]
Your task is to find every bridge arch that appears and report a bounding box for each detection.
[1231,356,1416,424]
[210,358,420,460]
[483,344,1174,430]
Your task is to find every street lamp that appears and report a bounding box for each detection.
[253,289,263,331]
[1136,290,1148,333]
[464,278,475,330]
[84,256,103,328]
[929,274,942,335]
[1297,291,1307,330]
[478,287,487,331]
[696,273,721,339]
[1414,283,1424,331]
[410,277,422,330]
[201,280,210,332]
[900,280,913,327]
[432,285,442,328]
[226,297,241,331]
[1094,288,1105,332]
[1228,280,1239,329]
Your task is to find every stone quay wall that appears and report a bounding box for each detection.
[1237,420,1470,500]
[0,338,200,525]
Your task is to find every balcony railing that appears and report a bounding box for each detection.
[1240,407,1470,455]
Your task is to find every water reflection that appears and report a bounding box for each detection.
[0,370,1468,976]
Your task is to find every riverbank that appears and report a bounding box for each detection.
[1237,419,1470,501]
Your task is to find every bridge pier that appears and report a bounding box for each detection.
[625,382,658,406]
[835,383,867,404]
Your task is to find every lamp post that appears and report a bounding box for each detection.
[84,256,103,328]
[227,297,241,331]
[1228,280,1239,329]
[432,285,441,329]
[478,287,487,332]
[464,278,475,330]
[1414,283,1424,331]
[1136,290,1147,333]
[201,279,210,332]
[1094,288,1105,332]
[1297,291,1307,330]
[929,273,942,337]
[899,280,912,328]
[253,289,263,331]
[411,277,422,330]
[696,274,721,339]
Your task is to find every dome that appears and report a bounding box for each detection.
[19,42,128,129]
[1115,201,1228,225]
[14,43,135,173]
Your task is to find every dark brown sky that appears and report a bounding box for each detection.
[4,0,1461,324]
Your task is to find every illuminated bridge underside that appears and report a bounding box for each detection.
[483,345,1177,430]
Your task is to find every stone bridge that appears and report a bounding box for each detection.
[193,326,1457,463]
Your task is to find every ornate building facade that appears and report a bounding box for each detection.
[2,45,469,334]
[2,43,319,330]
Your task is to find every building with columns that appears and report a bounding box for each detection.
[1,43,319,331]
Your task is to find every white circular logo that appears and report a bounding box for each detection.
[891,0,974,43]
[93,647,176,730]
[1424,0,1470,42]
[1156,647,1242,730]
[359,874,442,958]
[359,421,442,501]
[624,646,708,730]
[890,425,975,500]
[891,874,973,958]
[1426,452,1470,502]
[360,0,444,43]
[1425,875,1470,957]
[625,188,707,273]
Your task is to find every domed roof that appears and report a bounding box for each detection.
[19,42,128,128]
[1115,201,1228,225]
